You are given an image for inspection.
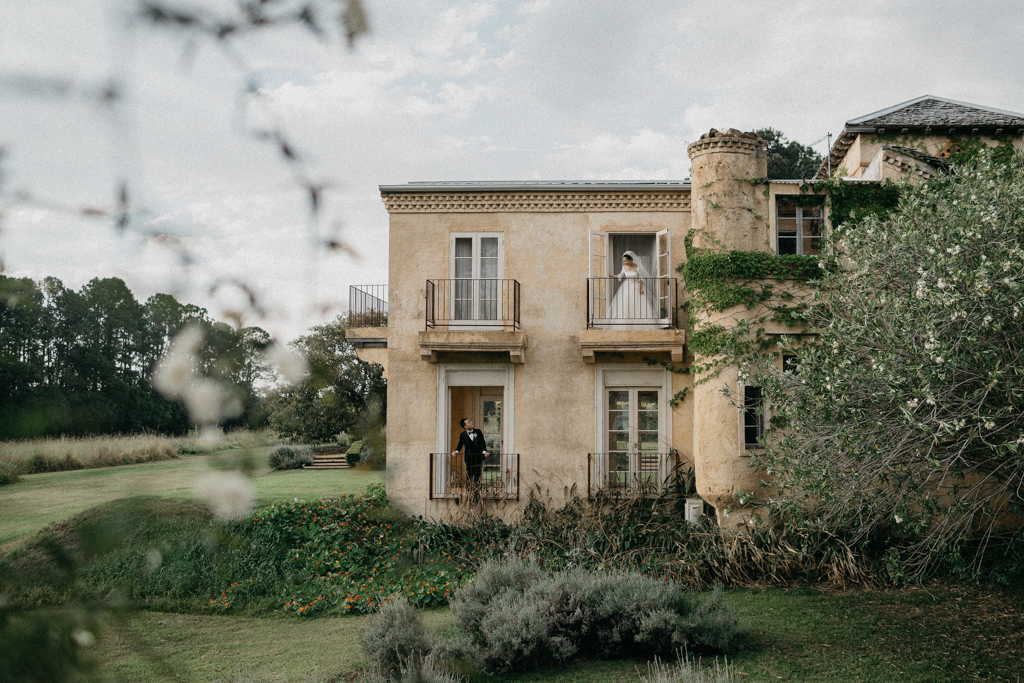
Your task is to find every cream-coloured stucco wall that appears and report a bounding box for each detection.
[837,134,1023,177]
[384,201,692,521]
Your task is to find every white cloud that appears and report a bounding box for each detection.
[2,0,1023,343]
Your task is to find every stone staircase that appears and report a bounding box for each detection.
[302,447,350,470]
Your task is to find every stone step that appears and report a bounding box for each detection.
[302,454,351,470]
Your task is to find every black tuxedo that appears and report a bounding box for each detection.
[454,428,488,480]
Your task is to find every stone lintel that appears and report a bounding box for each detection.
[578,328,685,363]
[418,330,527,364]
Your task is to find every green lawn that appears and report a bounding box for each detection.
[4,454,1022,682]
[100,608,452,682]
[0,453,384,548]
[94,585,1023,682]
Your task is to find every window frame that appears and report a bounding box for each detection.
[448,232,504,327]
[775,199,825,256]
[742,384,765,450]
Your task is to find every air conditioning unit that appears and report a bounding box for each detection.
[685,497,703,524]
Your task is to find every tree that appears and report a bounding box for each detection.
[0,275,270,438]
[748,148,1024,577]
[268,315,385,443]
[752,128,823,179]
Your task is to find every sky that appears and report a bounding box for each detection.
[2,0,1023,342]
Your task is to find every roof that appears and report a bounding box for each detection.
[815,95,1024,178]
[847,95,1024,129]
[379,180,691,193]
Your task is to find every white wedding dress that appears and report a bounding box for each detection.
[608,269,656,326]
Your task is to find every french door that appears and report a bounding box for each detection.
[451,234,502,324]
[606,387,661,489]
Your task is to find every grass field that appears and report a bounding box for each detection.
[92,585,1024,682]
[99,609,453,681]
[2,444,1022,682]
[0,452,384,548]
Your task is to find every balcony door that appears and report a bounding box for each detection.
[589,230,671,328]
[450,233,503,327]
[605,387,661,490]
[593,364,673,495]
[435,364,515,497]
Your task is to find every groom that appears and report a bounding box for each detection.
[452,417,488,482]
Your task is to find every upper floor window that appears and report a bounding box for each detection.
[777,199,824,256]
[450,233,504,323]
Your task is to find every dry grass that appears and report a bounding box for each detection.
[0,430,282,475]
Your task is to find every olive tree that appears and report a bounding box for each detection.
[748,148,1024,577]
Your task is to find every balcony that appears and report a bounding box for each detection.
[429,452,520,501]
[588,451,675,497]
[349,285,388,328]
[347,285,388,375]
[580,277,684,363]
[587,277,678,328]
[420,279,526,363]
[426,279,520,330]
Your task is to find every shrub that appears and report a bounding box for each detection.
[0,461,20,486]
[345,440,363,467]
[266,445,312,470]
[359,598,431,677]
[449,560,741,674]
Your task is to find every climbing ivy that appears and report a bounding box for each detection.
[679,174,902,390]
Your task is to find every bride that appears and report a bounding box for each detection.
[608,251,656,325]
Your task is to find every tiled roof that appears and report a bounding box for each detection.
[815,96,1024,178]
[849,96,1024,129]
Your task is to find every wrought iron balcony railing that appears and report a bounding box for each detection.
[426,279,520,330]
[587,277,678,329]
[429,452,519,500]
[349,285,388,327]
[588,451,675,496]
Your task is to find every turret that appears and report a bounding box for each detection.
[686,129,770,530]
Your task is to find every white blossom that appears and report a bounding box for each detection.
[151,325,204,398]
[71,629,95,648]
[264,342,310,385]
[193,471,256,520]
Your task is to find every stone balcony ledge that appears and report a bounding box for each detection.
[345,326,388,348]
[578,328,685,363]
[419,330,527,363]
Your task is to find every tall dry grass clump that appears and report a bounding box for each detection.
[0,430,281,479]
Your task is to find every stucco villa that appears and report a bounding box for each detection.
[346,95,1024,529]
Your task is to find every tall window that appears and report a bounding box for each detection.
[743,385,764,449]
[450,233,502,322]
[607,388,660,488]
[777,200,824,256]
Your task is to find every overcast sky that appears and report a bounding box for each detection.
[2,0,1023,342]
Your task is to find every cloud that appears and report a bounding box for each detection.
[2,0,1024,344]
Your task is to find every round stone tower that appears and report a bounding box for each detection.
[687,129,768,251]
[686,129,769,531]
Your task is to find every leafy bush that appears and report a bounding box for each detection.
[346,440,363,467]
[4,486,471,617]
[359,598,431,677]
[266,445,312,470]
[448,559,741,673]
